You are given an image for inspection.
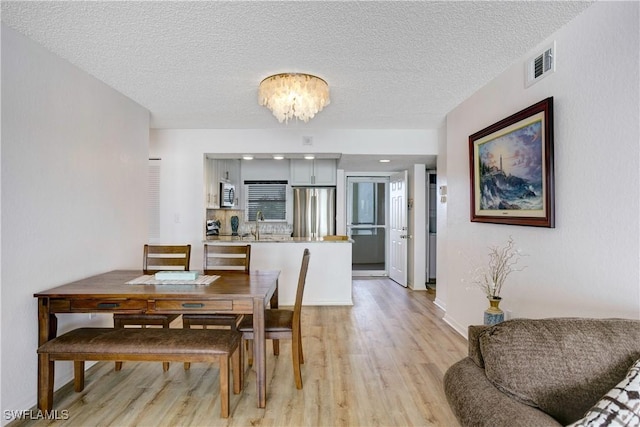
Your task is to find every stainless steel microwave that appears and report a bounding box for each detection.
[220,182,236,207]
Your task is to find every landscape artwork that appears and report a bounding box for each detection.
[469,97,555,227]
[478,120,543,211]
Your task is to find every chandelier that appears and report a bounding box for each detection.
[258,73,330,123]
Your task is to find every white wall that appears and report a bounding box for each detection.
[435,122,448,310]
[241,159,290,181]
[440,2,640,335]
[150,129,437,272]
[1,24,149,420]
[411,165,427,290]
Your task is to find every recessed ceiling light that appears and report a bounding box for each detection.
[242,155,254,160]
[379,159,391,163]
[273,155,284,160]
[304,155,315,160]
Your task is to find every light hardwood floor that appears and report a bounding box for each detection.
[14,278,466,427]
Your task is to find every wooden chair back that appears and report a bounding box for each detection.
[292,248,311,326]
[238,248,310,389]
[203,244,251,274]
[143,244,191,274]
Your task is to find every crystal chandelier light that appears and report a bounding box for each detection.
[258,73,330,123]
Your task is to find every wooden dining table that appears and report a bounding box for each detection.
[34,269,280,409]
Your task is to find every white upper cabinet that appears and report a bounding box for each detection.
[205,158,241,208]
[204,158,217,208]
[290,159,314,184]
[218,159,240,186]
[290,159,336,185]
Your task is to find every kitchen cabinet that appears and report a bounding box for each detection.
[204,158,240,208]
[218,159,240,186]
[290,159,336,185]
[204,158,218,208]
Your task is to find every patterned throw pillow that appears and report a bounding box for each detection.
[568,358,640,427]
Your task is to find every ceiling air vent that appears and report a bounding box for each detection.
[526,41,556,87]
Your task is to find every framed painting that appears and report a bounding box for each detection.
[469,97,554,227]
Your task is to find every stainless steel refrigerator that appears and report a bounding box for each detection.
[292,187,336,238]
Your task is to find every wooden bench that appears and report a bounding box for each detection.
[37,327,242,418]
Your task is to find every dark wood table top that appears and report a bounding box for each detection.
[34,269,280,300]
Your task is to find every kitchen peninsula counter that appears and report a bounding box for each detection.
[204,238,352,306]
[205,236,352,243]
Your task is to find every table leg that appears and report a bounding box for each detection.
[37,298,57,410]
[269,279,279,309]
[38,298,57,345]
[38,354,53,411]
[270,279,280,355]
[252,297,266,408]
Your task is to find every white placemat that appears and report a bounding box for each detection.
[125,275,220,285]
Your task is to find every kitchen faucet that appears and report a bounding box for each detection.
[254,210,264,240]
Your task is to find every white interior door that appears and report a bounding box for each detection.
[389,171,408,287]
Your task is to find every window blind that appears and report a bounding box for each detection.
[245,181,287,221]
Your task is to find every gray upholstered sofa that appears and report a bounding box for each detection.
[444,318,640,427]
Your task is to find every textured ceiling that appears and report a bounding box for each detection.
[2,1,593,131]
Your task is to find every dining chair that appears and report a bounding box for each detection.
[182,244,251,370]
[238,248,310,389]
[113,244,191,371]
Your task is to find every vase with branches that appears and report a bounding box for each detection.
[473,236,526,300]
[472,237,526,324]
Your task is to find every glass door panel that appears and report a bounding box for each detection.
[347,177,388,276]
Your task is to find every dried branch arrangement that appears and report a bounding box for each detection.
[473,236,526,299]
